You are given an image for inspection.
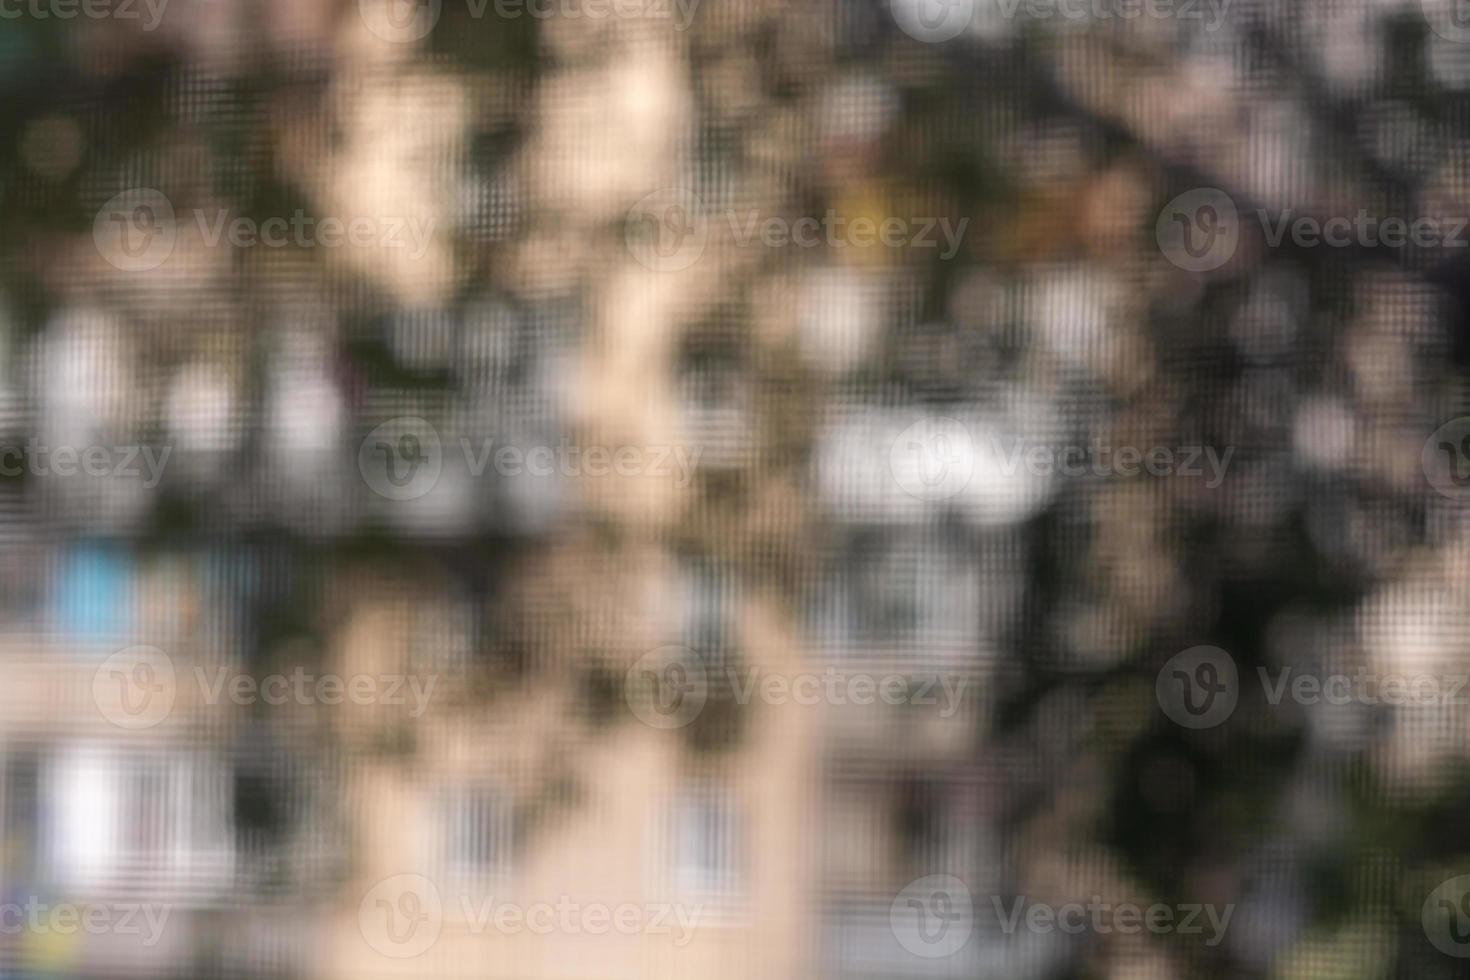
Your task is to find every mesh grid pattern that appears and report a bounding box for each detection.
[2,0,1470,978]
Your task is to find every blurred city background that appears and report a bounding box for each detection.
[3,0,1470,977]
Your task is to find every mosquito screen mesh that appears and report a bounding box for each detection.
[2,0,1470,978]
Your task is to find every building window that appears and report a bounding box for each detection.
[438,784,513,882]
[1,748,40,875]
[680,560,735,658]
[671,789,742,902]
[44,742,233,897]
